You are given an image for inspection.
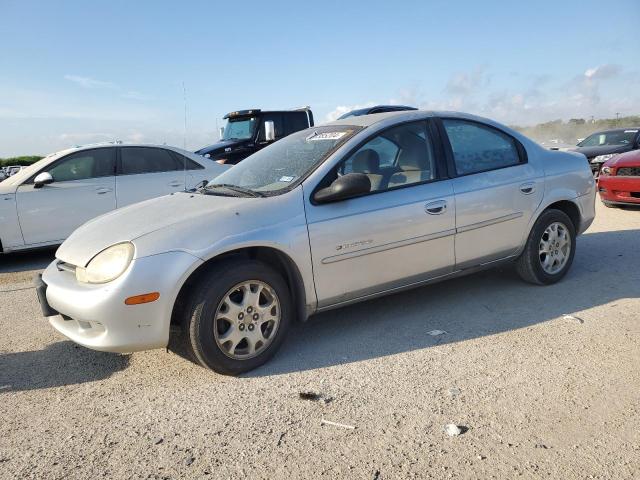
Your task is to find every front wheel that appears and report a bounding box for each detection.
[183,259,292,375]
[515,209,576,285]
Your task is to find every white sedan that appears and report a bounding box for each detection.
[0,143,227,252]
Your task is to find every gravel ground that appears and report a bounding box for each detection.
[1,201,639,479]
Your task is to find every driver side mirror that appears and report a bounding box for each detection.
[313,173,371,204]
[33,172,54,189]
[264,121,276,142]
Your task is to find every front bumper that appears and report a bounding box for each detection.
[41,251,202,353]
[598,176,640,205]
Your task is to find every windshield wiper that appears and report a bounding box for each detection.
[205,183,265,198]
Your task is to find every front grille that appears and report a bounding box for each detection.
[617,167,640,176]
[631,192,640,198]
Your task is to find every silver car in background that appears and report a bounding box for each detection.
[37,111,596,375]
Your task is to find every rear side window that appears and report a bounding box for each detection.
[120,147,181,175]
[48,148,115,182]
[443,119,523,175]
[170,152,204,170]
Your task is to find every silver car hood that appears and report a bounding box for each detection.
[56,192,258,266]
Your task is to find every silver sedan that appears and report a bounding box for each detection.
[37,111,596,374]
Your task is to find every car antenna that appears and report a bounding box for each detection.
[182,81,187,192]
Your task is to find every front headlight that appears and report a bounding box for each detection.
[76,242,134,284]
[601,166,613,176]
[592,154,614,164]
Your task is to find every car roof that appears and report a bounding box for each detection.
[59,142,197,156]
[325,110,493,128]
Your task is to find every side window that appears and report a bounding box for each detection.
[258,113,285,141]
[47,148,115,182]
[170,152,204,170]
[284,112,310,135]
[342,136,399,174]
[338,121,436,193]
[120,147,181,175]
[442,119,523,175]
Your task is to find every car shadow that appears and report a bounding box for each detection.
[0,247,56,274]
[250,228,640,377]
[0,341,129,393]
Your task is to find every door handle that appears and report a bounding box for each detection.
[425,200,447,215]
[519,182,535,195]
[95,187,113,195]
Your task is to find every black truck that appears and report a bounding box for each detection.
[195,107,314,164]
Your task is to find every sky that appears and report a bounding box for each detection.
[0,0,638,156]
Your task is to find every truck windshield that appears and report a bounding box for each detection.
[223,116,258,140]
[206,126,358,196]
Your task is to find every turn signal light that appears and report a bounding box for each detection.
[125,292,160,305]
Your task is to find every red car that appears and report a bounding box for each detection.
[598,150,640,207]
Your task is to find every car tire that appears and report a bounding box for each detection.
[182,258,292,375]
[515,209,576,285]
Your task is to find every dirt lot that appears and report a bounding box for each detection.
[1,201,638,479]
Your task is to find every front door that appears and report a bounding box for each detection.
[304,120,456,308]
[16,148,116,245]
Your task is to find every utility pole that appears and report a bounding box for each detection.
[616,112,620,125]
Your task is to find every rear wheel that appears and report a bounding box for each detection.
[182,259,292,375]
[515,209,576,285]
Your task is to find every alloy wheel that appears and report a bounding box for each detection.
[538,222,571,275]
[213,280,281,360]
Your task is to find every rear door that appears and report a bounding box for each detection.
[16,148,116,245]
[116,146,186,207]
[438,118,543,268]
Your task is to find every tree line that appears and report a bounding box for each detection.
[511,115,640,146]
[1,156,44,167]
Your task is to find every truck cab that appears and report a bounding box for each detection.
[195,108,314,165]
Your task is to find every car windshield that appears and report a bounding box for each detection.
[222,116,258,140]
[205,126,358,196]
[578,130,638,147]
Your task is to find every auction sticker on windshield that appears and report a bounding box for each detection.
[307,131,348,141]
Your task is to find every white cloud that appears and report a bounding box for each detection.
[323,65,639,127]
[64,75,116,89]
[58,132,114,143]
[121,90,152,101]
[64,76,152,102]
[444,66,489,95]
[584,64,621,80]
